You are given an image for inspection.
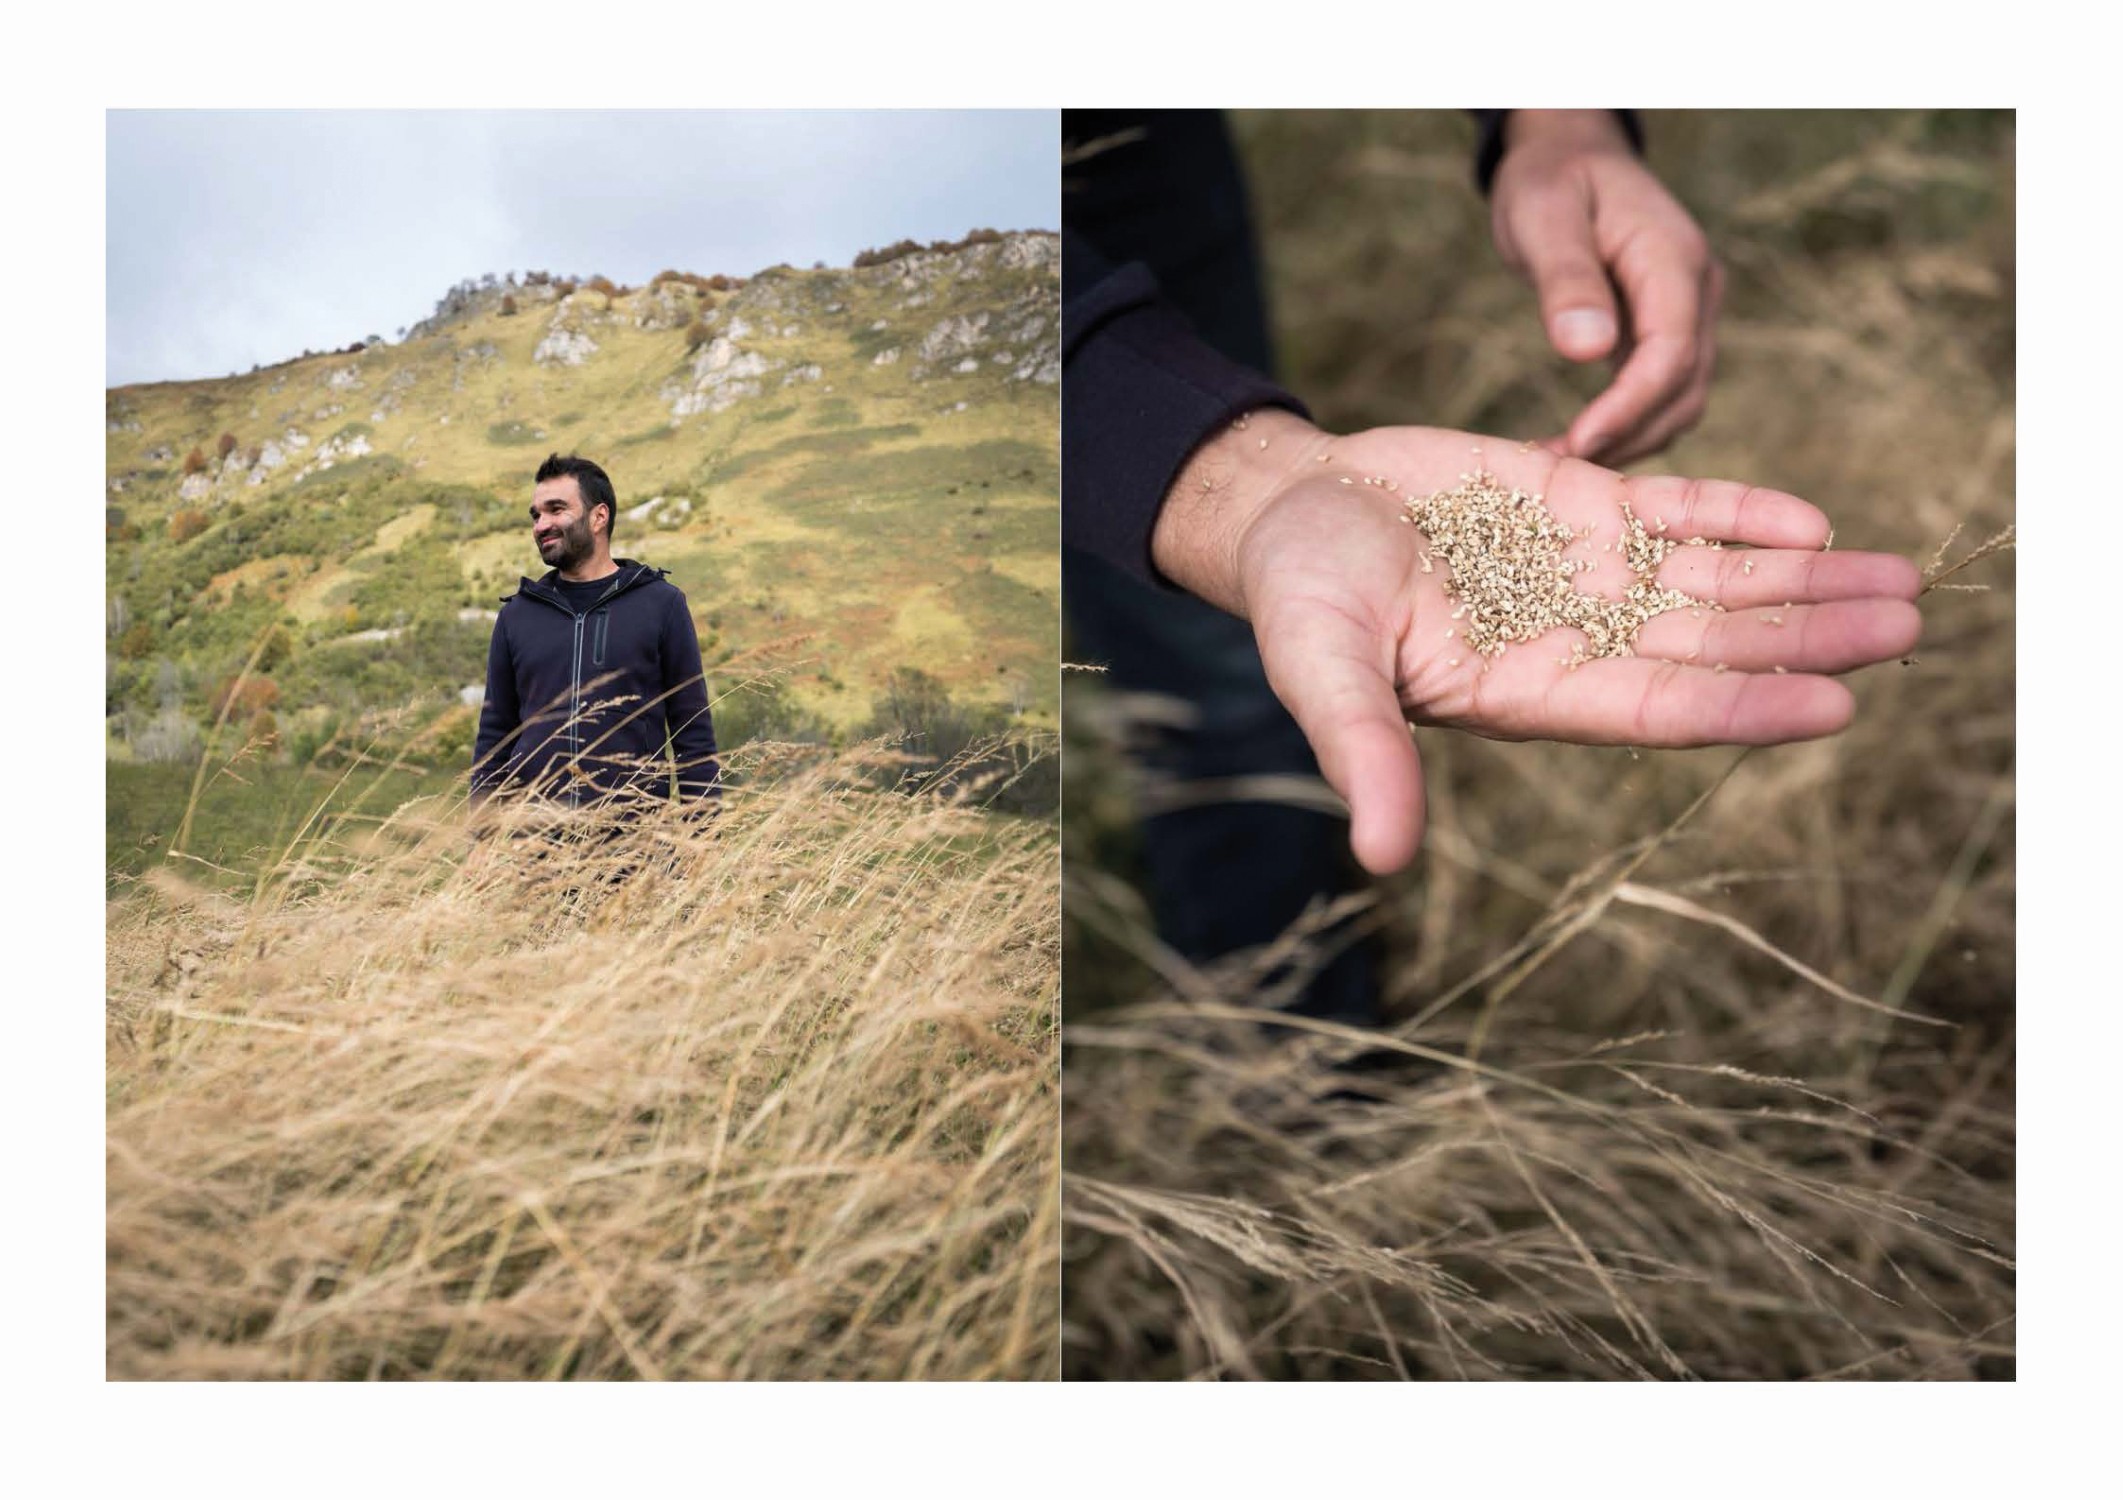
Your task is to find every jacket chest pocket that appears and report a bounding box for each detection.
[591,609,610,667]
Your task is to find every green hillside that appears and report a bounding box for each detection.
[104,232,1060,785]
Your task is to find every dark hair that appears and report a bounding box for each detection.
[535,452,617,539]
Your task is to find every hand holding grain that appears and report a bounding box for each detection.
[1153,412,1922,876]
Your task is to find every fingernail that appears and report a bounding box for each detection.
[1553,308,1615,355]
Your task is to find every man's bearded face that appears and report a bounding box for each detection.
[531,477,598,571]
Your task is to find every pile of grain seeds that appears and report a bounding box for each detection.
[1396,469,1721,666]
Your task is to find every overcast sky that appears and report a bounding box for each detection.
[107,110,1057,387]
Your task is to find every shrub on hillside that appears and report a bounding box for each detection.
[499,294,518,316]
[684,316,713,351]
[210,673,281,721]
[858,667,1054,815]
[854,239,923,269]
[585,275,625,299]
[706,274,738,292]
[168,509,210,544]
[651,269,714,294]
[118,621,157,661]
[182,448,209,476]
[927,228,1004,254]
[217,432,238,461]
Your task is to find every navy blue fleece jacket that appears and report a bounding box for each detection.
[471,559,721,806]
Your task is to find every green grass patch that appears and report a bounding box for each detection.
[107,760,462,890]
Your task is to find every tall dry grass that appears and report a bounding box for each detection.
[107,740,1058,1379]
[1061,110,2014,1379]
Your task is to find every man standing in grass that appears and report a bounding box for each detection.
[472,453,720,813]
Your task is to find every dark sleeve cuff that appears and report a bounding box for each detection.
[1472,109,1646,197]
[1062,228,1308,587]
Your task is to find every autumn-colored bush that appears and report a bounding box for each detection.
[585,274,626,299]
[182,448,208,476]
[167,509,210,544]
[499,294,518,316]
[706,274,738,292]
[928,228,1005,254]
[209,673,280,720]
[651,269,714,294]
[684,317,713,351]
[216,432,237,461]
[854,239,923,269]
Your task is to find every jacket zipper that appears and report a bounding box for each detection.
[569,612,586,806]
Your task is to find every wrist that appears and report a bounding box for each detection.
[1150,406,1330,616]
[1501,109,1633,157]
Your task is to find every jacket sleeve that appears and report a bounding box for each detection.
[1061,227,1309,588]
[659,588,722,801]
[471,609,521,803]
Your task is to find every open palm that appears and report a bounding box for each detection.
[1232,425,1922,875]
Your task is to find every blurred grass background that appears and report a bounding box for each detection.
[1062,110,2013,1380]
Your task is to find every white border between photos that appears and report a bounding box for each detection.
[14,0,2109,1492]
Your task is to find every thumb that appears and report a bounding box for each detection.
[1509,182,1620,363]
[1255,610,1426,876]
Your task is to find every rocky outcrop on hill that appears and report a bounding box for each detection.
[917,312,990,371]
[633,281,706,332]
[664,335,774,418]
[534,292,613,367]
[535,328,597,367]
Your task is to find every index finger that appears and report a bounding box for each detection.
[1566,242,1704,457]
[1609,475,1833,551]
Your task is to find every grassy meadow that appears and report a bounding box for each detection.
[1061,110,2015,1380]
[106,237,1062,1379]
[107,745,1058,1379]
